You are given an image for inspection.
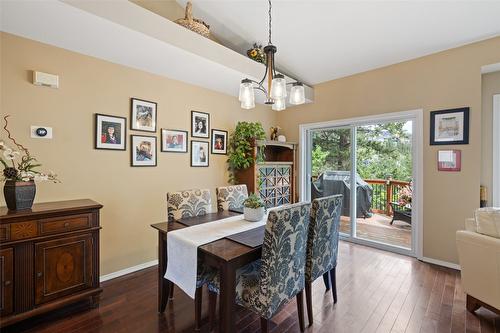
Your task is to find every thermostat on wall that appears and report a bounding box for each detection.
[31,126,53,139]
[32,71,59,88]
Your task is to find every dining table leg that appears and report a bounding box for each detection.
[219,262,236,333]
[158,231,170,313]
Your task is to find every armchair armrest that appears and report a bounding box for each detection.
[456,230,500,311]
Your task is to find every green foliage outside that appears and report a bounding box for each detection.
[311,122,412,181]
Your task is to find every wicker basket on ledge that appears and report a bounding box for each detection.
[175,1,210,38]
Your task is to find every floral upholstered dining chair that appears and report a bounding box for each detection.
[216,184,248,212]
[165,188,215,330]
[208,202,311,332]
[305,194,343,326]
[166,188,211,221]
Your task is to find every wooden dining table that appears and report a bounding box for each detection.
[151,211,264,333]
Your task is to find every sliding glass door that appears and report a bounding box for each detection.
[304,116,417,256]
[310,127,353,236]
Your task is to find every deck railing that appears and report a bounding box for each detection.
[364,179,411,216]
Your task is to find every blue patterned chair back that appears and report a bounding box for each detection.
[166,189,211,221]
[216,185,248,212]
[259,202,310,319]
[305,194,343,283]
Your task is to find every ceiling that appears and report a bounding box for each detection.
[177,0,500,85]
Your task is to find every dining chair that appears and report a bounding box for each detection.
[305,194,343,326]
[208,202,311,332]
[166,188,212,221]
[216,184,248,212]
[166,188,215,330]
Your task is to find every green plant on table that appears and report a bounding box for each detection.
[227,121,266,183]
[243,193,265,209]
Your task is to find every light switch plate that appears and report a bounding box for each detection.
[31,126,53,139]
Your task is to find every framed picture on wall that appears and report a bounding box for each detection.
[437,149,461,171]
[131,98,157,132]
[191,141,209,167]
[161,129,188,153]
[95,114,126,150]
[430,107,469,145]
[131,135,157,166]
[211,129,227,154]
[191,111,210,138]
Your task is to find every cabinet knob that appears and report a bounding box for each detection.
[4,280,11,286]
[37,272,43,278]
[64,222,70,227]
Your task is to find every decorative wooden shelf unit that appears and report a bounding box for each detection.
[236,140,297,208]
[0,199,103,328]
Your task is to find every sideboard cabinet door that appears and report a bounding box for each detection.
[0,248,14,316]
[34,234,93,305]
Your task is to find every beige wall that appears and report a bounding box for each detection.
[481,71,500,204]
[0,33,277,275]
[278,37,500,264]
[130,0,185,22]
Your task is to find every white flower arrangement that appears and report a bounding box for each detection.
[0,116,60,183]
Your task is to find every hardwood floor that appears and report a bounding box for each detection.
[4,241,499,333]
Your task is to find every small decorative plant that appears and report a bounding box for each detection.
[243,193,265,209]
[1,115,59,210]
[246,43,266,63]
[270,126,281,141]
[227,121,266,183]
[243,193,265,222]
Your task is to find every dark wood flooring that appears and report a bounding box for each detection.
[4,241,499,333]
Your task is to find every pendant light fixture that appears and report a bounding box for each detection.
[238,0,305,111]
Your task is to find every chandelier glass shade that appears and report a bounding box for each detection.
[238,0,305,111]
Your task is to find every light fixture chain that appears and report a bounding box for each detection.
[268,0,272,45]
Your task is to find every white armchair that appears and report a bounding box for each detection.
[456,218,500,314]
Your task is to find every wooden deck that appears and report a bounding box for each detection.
[340,213,412,249]
[5,241,499,332]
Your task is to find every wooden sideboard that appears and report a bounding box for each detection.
[236,140,297,208]
[0,199,103,327]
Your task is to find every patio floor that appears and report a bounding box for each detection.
[340,213,412,249]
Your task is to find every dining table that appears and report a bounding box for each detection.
[151,210,264,333]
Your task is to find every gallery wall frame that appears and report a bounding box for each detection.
[430,107,469,145]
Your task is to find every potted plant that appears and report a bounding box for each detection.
[227,121,266,183]
[398,184,412,209]
[243,193,265,222]
[1,116,59,210]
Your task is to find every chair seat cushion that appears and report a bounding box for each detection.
[207,260,264,316]
[235,260,263,313]
[197,259,218,288]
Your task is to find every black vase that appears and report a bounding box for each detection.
[3,180,36,211]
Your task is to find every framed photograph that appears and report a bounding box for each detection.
[161,129,188,153]
[437,149,461,171]
[430,107,469,145]
[95,114,126,150]
[191,141,209,167]
[191,111,210,138]
[211,129,228,154]
[131,98,157,132]
[131,135,157,167]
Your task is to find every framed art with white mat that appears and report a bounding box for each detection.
[131,135,157,167]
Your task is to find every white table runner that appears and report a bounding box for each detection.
[164,213,267,298]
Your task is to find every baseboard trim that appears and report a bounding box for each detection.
[100,260,158,282]
[420,256,461,270]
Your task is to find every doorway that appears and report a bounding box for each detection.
[300,110,423,257]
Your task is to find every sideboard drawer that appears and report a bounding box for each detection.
[0,225,10,241]
[10,221,38,240]
[39,214,92,235]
